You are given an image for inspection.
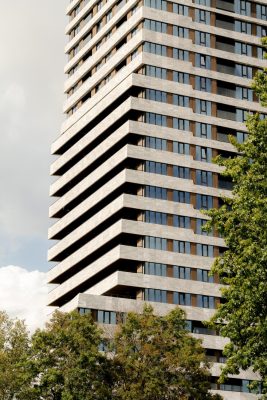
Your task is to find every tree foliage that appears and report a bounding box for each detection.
[25,310,113,400]
[205,50,267,397]
[0,311,31,400]
[0,307,223,399]
[112,305,222,400]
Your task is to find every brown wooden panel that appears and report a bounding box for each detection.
[167,24,172,35]
[191,243,197,255]
[191,294,197,307]
[167,140,173,152]
[191,192,196,208]
[167,239,173,251]
[190,144,196,159]
[190,74,195,89]
[191,268,197,280]
[167,265,173,278]
[211,56,217,71]
[167,93,173,104]
[213,173,218,188]
[167,189,173,201]
[167,291,173,304]
[191,218,197,233]
[211,125,217,140]
[191,169,196,184]
[167,116,173,128]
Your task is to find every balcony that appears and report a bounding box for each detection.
[216,16,234,31]
[216,38,235,54]
[216,0,234,12]
[217,85,236,98]
[217,60,235,76]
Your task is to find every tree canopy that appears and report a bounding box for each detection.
[0,311,31,400]
[26,310,113,400]
[0,308,222,400]
[205,48,267,397]
[112,305,222,400]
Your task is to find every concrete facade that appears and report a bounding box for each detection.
[48,0,266,397]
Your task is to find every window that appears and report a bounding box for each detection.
[195,146,212,162]
[173,3,188,15]
[235,42,252,57]
[106,9,112,22]
[145,211,167,225]
[145,236,167,250]
[97,310,116,324]
[196,218,212,236]
[144,262,167,276]
[173,141,190,155]
[235,20,252,34]
[236,87,253,101]
[195,31,211,47]
[173,48,189,61]
[236,109,249,123]
[236,131,248,144]
[257,4,267,20]
[173,95,190,107]
[145,161,167,175]
[236,0,251,16]
[145,288,167,302]
[173,240,191,254]
[236,64,253,79]
[173,215,190,228]
[195,54,211,69]
[195,77,211,92]
[195,0,210,5]
[173,118,190,131]
[196,170,213,186]
[196,99,212,115]
[145,136,167,150]
[144,42,167,56]
[173,190,191,204]
[145,185,168,200]
[144,19,167,33]
[197,269,214,283]
[197,295,215,308]
[145,65,167,79]
[196,194,213,210]
[258,47,266,60]
[195,9,210,24]
[145,112,167,126]
[195,123,212,139]
[145,89,167,103]
[173,71,190,84]
[173,266,191,279]
[257,25,267,37]
[173,166,190,179]
[144,0,167,11]
[173,292,191,305]
[173,26,189,38]
[196,244,214,257]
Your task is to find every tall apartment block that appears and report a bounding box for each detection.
[48,0,266,397]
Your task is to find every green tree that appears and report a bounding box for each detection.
[0,311,31,400]
[112,305,222,400]
[26,310,113,400]
[204,57,267,396]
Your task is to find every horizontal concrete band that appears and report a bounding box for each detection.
[48,192,215,259]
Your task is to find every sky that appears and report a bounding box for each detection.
[0,0,69,330]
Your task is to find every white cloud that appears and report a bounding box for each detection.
[0,265,50,332]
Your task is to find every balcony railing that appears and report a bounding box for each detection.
[216,0,235,12]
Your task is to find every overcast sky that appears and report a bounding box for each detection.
[0,0,69,329]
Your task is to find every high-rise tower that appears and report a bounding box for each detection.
[48,0,266,397]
